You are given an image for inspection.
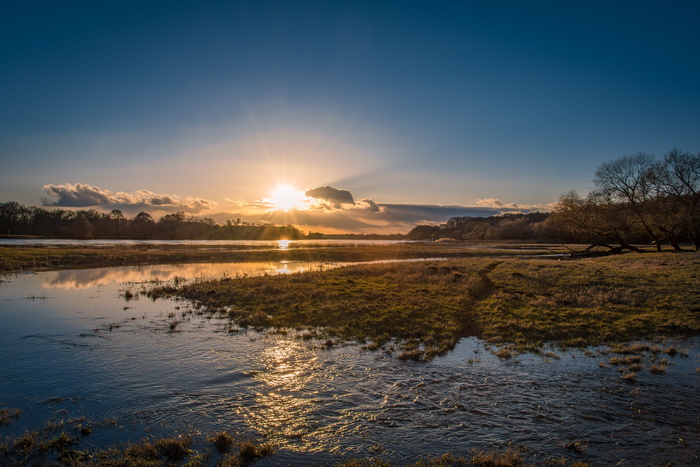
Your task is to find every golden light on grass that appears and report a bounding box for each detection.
[264,184,308,212]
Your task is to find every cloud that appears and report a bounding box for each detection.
[474,198,508,208]
[357,198,381,212]
[42,183,216,214]
[305,185,355,208]
[224,198,252,207]
[221,184,555,234]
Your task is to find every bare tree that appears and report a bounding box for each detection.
[549,192,643,252]
[652,149,700,250]
[592,152,663,249]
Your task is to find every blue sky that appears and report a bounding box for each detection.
[2,0,699,232]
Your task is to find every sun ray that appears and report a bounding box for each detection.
[264,184,308,212]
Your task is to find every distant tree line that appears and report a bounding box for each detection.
[549,149,700,252]
[0,203,303,240]
[407,212,552,241]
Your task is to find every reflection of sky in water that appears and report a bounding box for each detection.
[40,261,329,290]
[38,258,442,290]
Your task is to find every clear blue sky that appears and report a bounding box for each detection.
[2,0,699,232]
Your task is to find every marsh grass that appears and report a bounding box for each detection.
[148,252,700,360]
[153,435,192,462]
[0,407,21,426]
[474,253,700,354]
[209,431,235,453]
[0,424,272,466]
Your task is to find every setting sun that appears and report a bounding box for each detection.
[265,184,308,212]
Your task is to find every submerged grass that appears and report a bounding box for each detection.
[147,252,700,359]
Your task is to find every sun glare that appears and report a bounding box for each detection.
[265,184,308,212]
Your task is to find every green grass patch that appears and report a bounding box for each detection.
[476,253,700,353]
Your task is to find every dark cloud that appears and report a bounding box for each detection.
[305,185,355,208]
[42,183,215,214]
[358,198,381,212]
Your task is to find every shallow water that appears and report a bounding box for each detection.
[1,262,699,465]
[0,238,411,248]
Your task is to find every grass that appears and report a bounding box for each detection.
[0,428,272,466]
[0,407,21,426]
[147,252,700,360]
[473,253,700,353]
[148,260,490,360]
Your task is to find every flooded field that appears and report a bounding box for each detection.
[1,261,699,465]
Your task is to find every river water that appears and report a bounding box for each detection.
[1,261,698,465]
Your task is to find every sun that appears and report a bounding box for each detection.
[264,184,308,212]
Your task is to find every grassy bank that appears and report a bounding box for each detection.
[147,252,700,361]
[0,242,560,273]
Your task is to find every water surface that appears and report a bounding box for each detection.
[1,262,698,465]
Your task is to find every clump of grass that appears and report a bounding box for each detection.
[495,346,514,360]
[124,440,158,459]
[46,432,75,452]
[78,423,93,436]
[154,435,192,461]
[397,348,425,361]
[564,440,588,453]
[238,440,274,463]
[621,371,638,382]
[470,447,525,466]
[209,431,235,453]
[610,355,643,366]
[12,431,37,453]
[611,343,650,354]
[0,407,21,425]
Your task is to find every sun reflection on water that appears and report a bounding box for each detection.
[277,240,292,250]
[244,338,323,443]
